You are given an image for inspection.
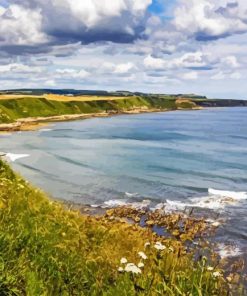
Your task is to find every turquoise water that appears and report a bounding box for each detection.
[1,107,247,256]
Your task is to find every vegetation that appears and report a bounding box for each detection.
[0,159,244,295]
[0,96,198,124]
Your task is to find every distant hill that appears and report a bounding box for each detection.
[0,89,207,99]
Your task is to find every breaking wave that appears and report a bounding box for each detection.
[6,153,30,162]
[92,188,247,212]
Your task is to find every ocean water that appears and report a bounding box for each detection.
[1,107,247,257]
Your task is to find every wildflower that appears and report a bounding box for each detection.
[144,242,150,248]
[138,262,144,268]
[213,271,222,277]
[207,266,214,271]
[118,267,124,272]
[120,257,128,264]
[138,251,147,260]
[62,232,66,237]
[125,263,142,274]
[168,246,174,253]
[154,242,166,250]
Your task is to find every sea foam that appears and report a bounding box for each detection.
[217,243,242,258]
[208,188,247,200]
[6,153,30,162]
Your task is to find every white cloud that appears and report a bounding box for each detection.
[0,4,48,46]
[211,71,225,80]
[230,72,242,79]
[113,62,135,74]
[44,79,56,87]
[144,55,166,70]
[222,55,239,68]
[173,0,247,40]
[56,68,90,79]
[0,0,247,99]
[182,71,198,80]
[144,52,212,70]
[51,0,152,28]
[0,63,42,74]
[0,6,6,16]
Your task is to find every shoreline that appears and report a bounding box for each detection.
[1,159,244,295]
[0,107,203,132]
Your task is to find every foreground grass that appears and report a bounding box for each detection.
[0,160,239,295]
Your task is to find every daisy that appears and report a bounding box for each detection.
[120,257,128,264]
[138,251,147,260]
[125,263,142,274]
[154,242,166,250]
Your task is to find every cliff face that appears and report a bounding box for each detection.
[195,99,247,107]
[0,95,246,130]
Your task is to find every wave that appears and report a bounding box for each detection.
[162,189,247,211]
[217,243,242,258]
[6,153,29,162]
[92,199,151,209]
[125,192,139,198]
[93,188,247,212]
[208,188,247,200]
[39,128,52,132]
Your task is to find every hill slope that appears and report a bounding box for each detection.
[0,159,240,295]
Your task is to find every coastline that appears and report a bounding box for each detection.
[0,106,203,132]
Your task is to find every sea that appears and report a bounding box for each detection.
[1,107,247,259]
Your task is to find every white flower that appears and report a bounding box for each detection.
[144,242,150,248]
[138,251,147,260]
[138,262,144,268]
[154,242,166,250]
[125,263,142,274]
[213,271,222,277]
[207,266,214,271]
[120,257,128,264]
[168,247,174,253]
[118,267,124,272]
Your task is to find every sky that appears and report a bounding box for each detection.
[0,0,247,99]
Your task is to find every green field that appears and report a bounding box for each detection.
[0,96,197,124]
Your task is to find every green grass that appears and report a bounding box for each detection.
[0,159,239,295]
[0,96,197,124]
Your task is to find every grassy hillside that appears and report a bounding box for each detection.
[0,159,241,295]
[0,96,197,124]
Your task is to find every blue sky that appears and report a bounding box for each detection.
[0,0,247,99]
[148,0,165,14]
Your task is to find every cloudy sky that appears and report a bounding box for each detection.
[0,0,246,99]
